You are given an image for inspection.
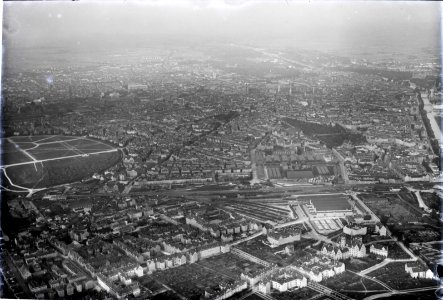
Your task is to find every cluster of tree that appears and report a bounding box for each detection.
[410,75,440,90]
[420,192,440,212]
[213,110,240,123]
[1,197,34,235]
[284,117,346,135]
[283,117,366,148]
[389,224,438,246]
[317,133,367,148]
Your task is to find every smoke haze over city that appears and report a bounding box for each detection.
[3,1,441,53]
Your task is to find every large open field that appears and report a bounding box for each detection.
[1,135,121,192]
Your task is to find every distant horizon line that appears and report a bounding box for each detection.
[5,42,439,52]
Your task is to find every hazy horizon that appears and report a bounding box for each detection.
[2,1,441,55]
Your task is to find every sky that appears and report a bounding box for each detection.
[2,0,441,53]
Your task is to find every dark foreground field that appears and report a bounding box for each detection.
[3,151,121,191]
[2,135,122,191]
